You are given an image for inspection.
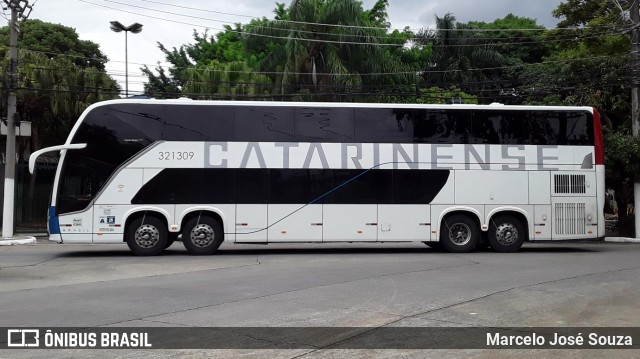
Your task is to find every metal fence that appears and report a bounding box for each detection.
[0,162,57,234]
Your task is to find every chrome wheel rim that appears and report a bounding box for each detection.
[135,224,160,248]
[495,223,518,246]
[190,224,215,248]
[449,223,471,246]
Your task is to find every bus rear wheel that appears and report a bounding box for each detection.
[489,215,526,253]
[125,215,168,256]
[182,214,224,255]
[440,214,479,253]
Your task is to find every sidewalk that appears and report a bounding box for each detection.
[0,236,37,245]
[604,237,640,243]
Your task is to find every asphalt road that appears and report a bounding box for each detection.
[1,240,639,358]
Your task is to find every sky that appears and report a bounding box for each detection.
[17,0,565,95]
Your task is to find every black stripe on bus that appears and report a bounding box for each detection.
[131,168,450,205]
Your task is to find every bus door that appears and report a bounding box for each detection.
[55,157,96,242]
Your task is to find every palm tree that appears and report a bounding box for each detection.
[246,0,410,99]
[418,13,503,87]
[11,50,119,153]
[183,60,272,100]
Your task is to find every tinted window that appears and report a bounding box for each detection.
[270,169,333,204]
[558,111,593,145]
[201,170,235,203]
[57,151,114,214]
[88,104,235,142]
[131,169,234,204]
[63,107,151,214]
[330,169,393,204]
[471,110,530,144]
[236,169,269,204]
[413,109,471,144]
[393,170,450,204]
[131,169,451,205]
[295,107,354,142]
[355,108,413,143]
[529,111,593,146]
[529,111,560,145]
[161,105,234,141]
[235,106,294,142]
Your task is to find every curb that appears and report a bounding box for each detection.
[0,236,37,246]
[604,237,640,243]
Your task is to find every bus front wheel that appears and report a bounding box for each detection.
[125,215,168,256]
[440,214,480,253]
[182,214,224,255]
[488,215,526,253]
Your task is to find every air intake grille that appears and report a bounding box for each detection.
[554,202,586,235]
[554,174,586,194]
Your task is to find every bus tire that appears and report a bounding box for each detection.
[182,215,224,255]
[489,215,526,253]
[125,215,168,256]
[440,214,479,253]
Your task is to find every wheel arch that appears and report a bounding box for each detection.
[486,207,531,241]
[436,207,483,241]
[178,207,225,233]
[122,207,171,242]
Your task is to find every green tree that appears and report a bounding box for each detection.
[465,14,549,104]
[417,13,504,102]
[0,20,118,154]
[245,0,412,99]
[0,19,108,70]
[183,60,272,99]
[416,86,477,104]
[143,22,269,98]
[604,129,640,234]
[539,0,634,234]
[9,51,119,155]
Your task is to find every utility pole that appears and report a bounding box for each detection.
[633,1,639,137]
[1,0,31,238]
[631,0,640,238]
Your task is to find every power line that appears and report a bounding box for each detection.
[103,0,409,43]
[18,47,625,77]
[19,73,631,95]
[78,0,405,47]
[133,0,621,33]
[99,0,622,44]
[78,0,628,48]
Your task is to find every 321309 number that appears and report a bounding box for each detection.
[158,151,195,160]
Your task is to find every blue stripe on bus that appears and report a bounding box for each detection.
[48,206,60,234]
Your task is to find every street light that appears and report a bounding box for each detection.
[109,21,143,97]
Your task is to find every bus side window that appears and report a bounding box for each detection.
[471,110,530,145]
[355,108,413,143]
[295,107,355,142]
[414,110,470,144]
[235,107,294,142]
[563,112,593,145]
[529,111,560,145]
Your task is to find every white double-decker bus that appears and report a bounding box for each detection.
[29,99,605,255]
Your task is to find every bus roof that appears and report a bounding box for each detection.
[85,99,594,113]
